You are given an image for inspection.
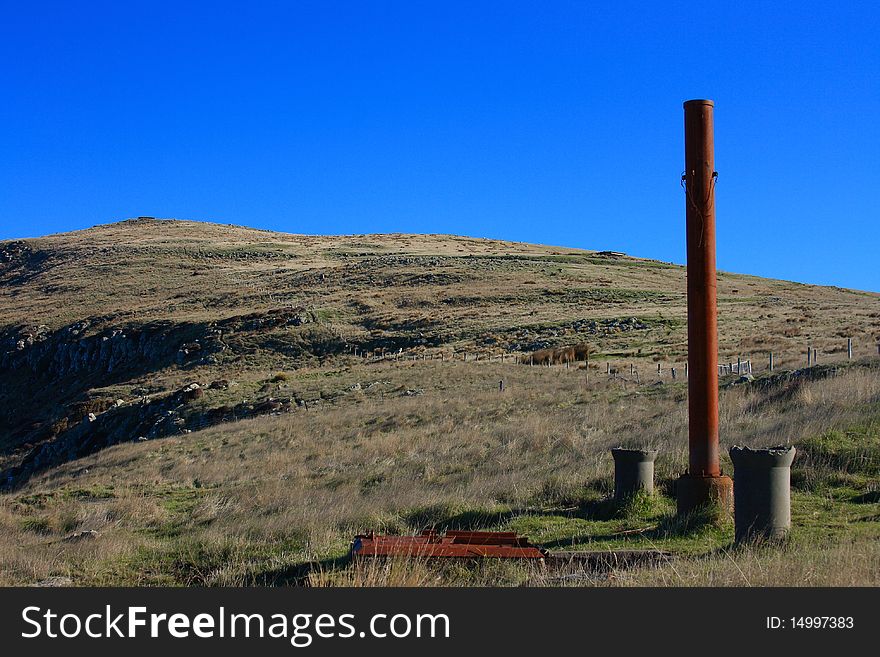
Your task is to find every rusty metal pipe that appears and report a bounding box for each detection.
[677,100,733,515]
[684,99,720,477]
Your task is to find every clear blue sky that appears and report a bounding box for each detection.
[1,1,877,291]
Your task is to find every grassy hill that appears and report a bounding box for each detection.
[0,217,878,586]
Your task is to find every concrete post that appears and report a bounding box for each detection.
[730,446,796,543]
[611,448,658,500]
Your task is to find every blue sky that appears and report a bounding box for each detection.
[1,1,878,291]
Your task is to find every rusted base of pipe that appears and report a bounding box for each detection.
[676,473,733,516]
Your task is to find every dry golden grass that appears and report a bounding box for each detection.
[1,358,877,586]
[618,538,880,587]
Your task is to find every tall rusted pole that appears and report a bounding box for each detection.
[677,99,733,516]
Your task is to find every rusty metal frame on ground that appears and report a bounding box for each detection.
[351,530,547,559]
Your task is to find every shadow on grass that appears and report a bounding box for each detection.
[852,490,880,504]
[539,500,731,551]
[254,554,353,587]
[402,506,522,531]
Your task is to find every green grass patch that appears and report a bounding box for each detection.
[798,420,880,475]
[94,536,304,586]
[19,516,52,534]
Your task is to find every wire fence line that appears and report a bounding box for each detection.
[337,337,879,380]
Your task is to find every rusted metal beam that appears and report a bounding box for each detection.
[677,99,733,515]
[351,530,546,560]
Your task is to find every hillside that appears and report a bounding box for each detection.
[2,217,877,472]
[0,218,878,586]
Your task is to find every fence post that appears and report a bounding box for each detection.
[807,345,811,367]
[769,352,774,372]
[847,338,853,360]
[813,347,817,365]
[737,356,741,375]
[657,363,662,376]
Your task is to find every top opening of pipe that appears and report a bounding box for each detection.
[683,99,715,107]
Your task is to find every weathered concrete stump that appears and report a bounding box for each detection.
[611,448,658,500]
[730,446,796,543]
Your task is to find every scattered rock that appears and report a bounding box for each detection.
[180,383,203,402]
[0,240,31,264]
[253,399,283,413]
[62,530,98,543]
[36,576,74,587]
